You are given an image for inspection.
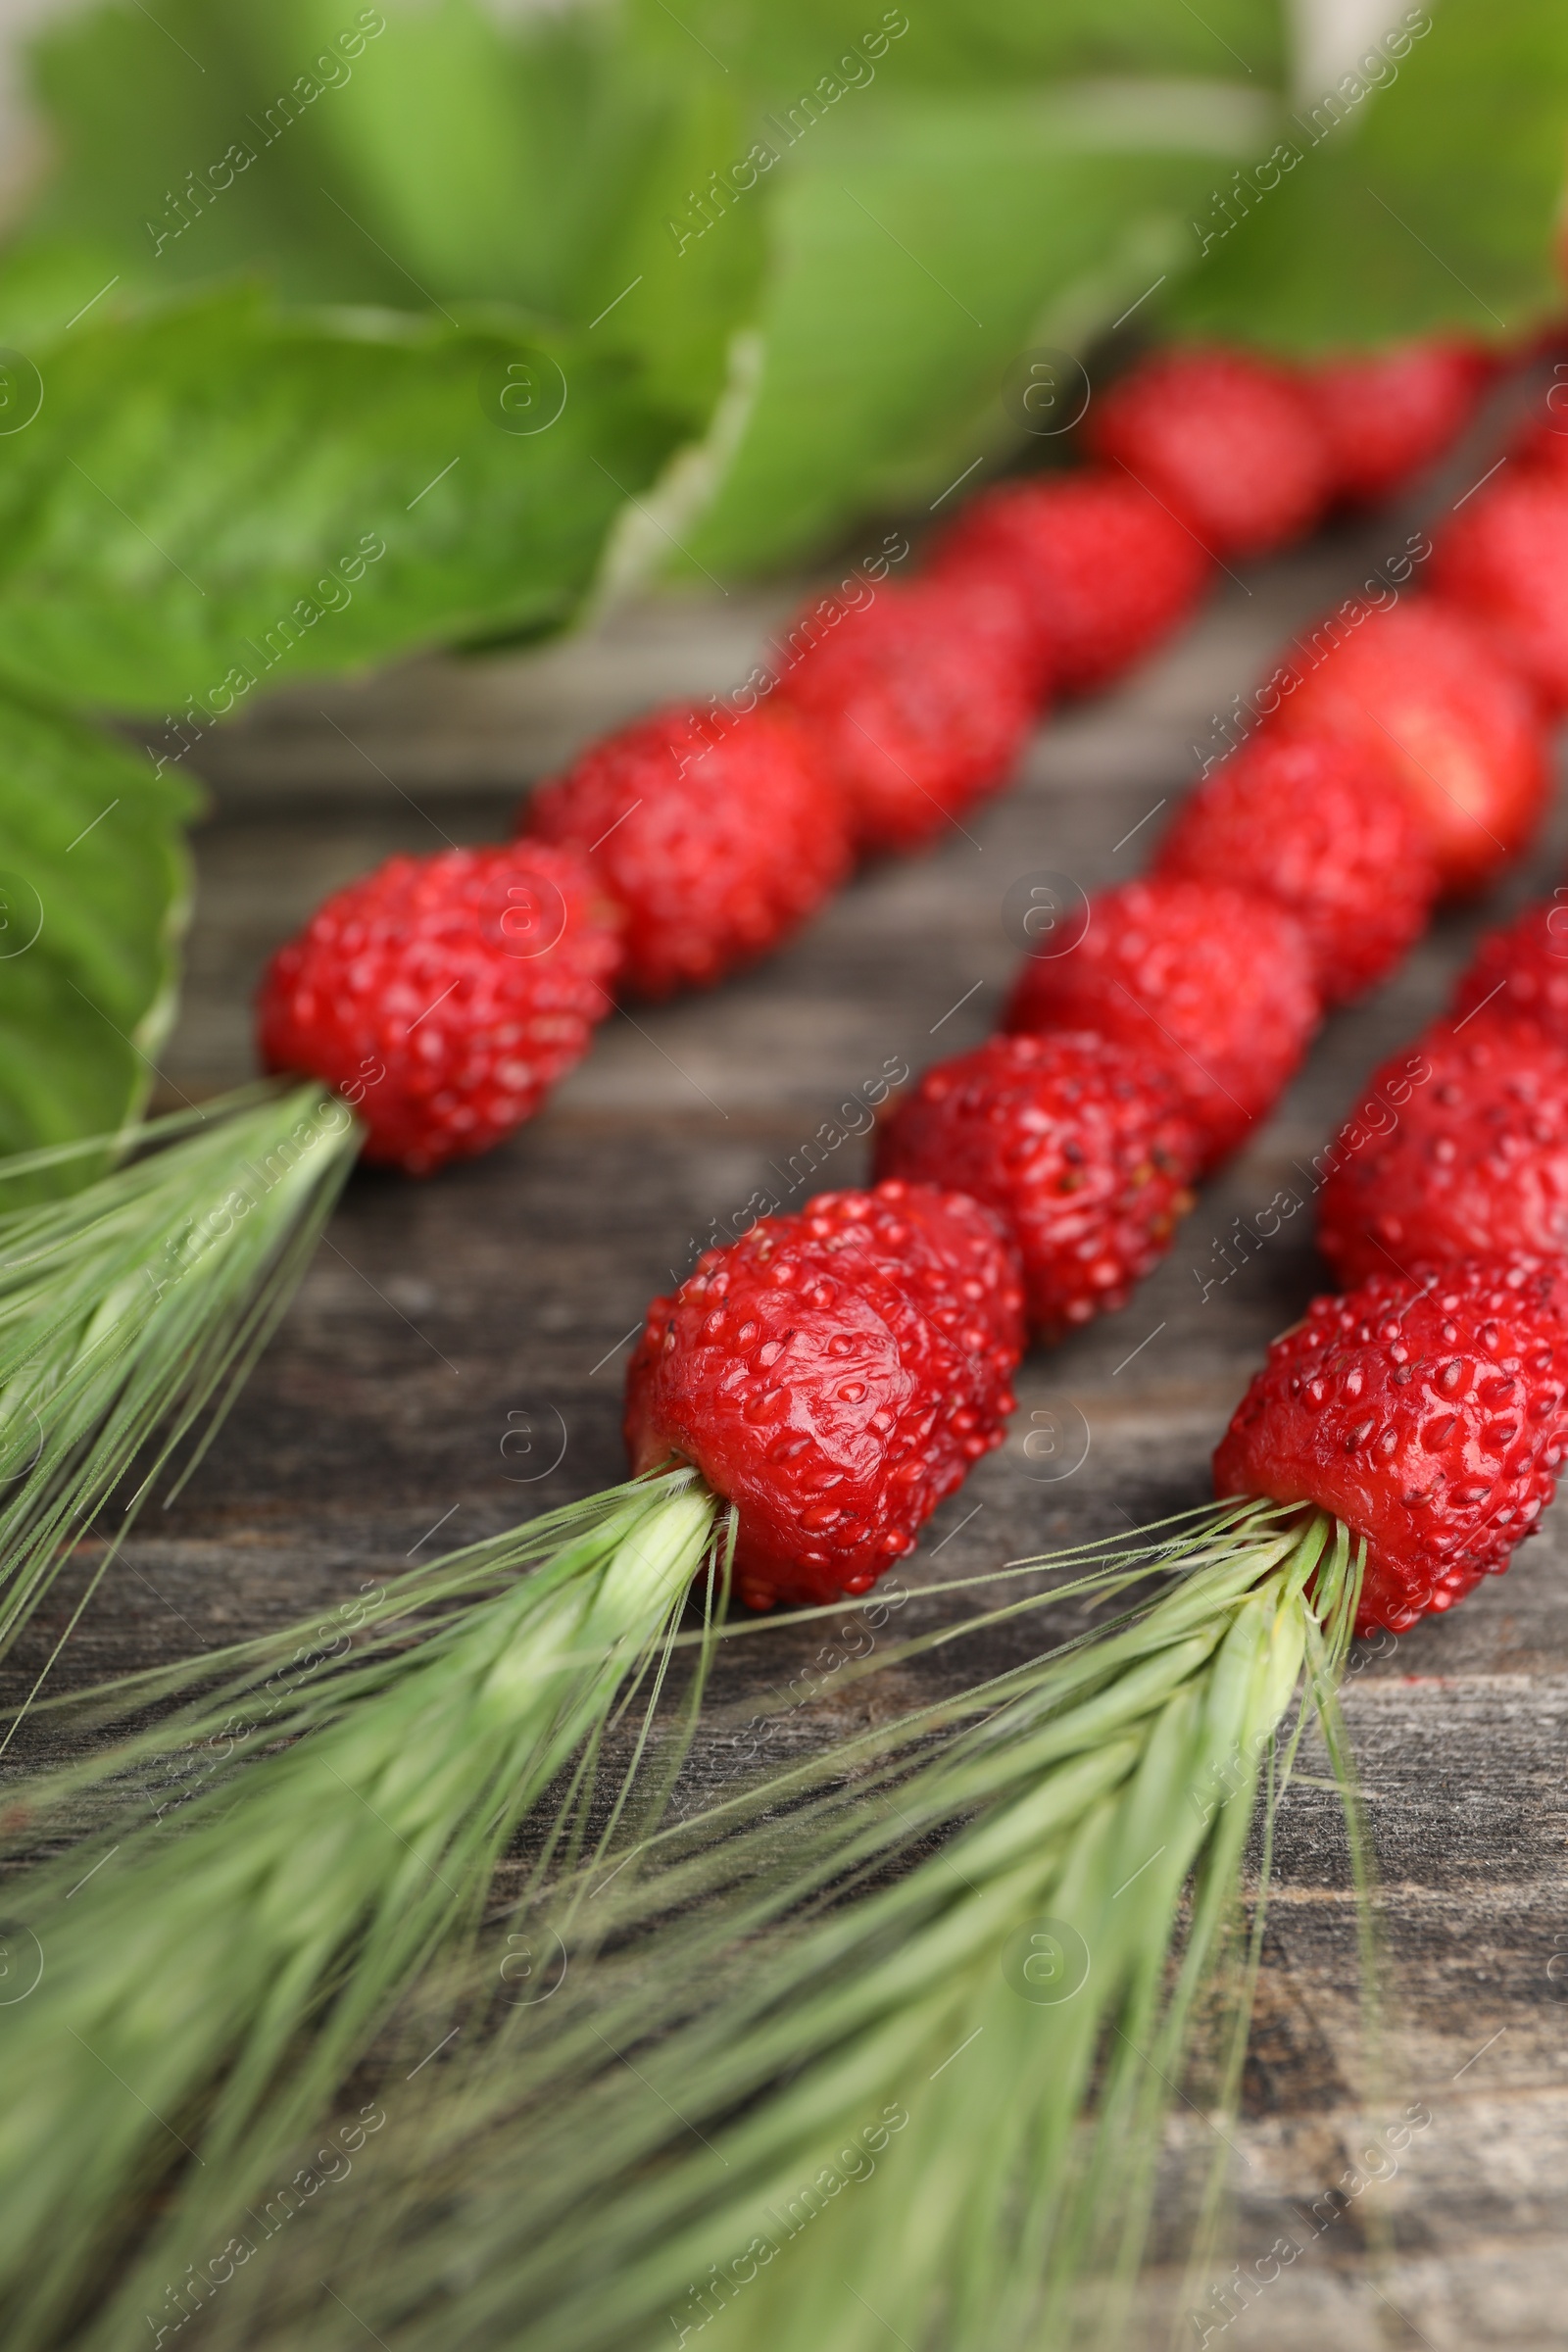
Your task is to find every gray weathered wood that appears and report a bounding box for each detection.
[8,438,1568,2346]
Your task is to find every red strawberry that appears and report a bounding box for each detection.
[1004,877,1320,1170]
[770,579,1039,855]
[524,705,850,999]
[257,843,621,1176]
[1082,345,1331,559]
[873,1032,1199,1339]
[1504,379,1568,477]
[1214,1259,1568,1634]
[1509,416,1568,477]
[1153,731,1437,1006]
[1268,598,1549,893]
[1309,338,1493,506]
[1432,469,1568,710]
[925,468,1210,695]
[1318,1015,1568,1286]
[624,1183,1024,1608]
[1450,898,1568,1040]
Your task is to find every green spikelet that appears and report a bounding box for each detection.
[168,1503,1365,2352]
[0,1469,725,2350]
[0,1082,360,1696]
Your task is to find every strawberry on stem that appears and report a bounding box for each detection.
[624,1182,1023,1608]
[1308,338,1494,507]
[770,578,1039,856]
[1154,731,1437,1006]
[1450,896,1568,1039]
[1432,467,1568,710]
[873,1032,1198,1339]
[1267,596,1550,894]
[1083,344,1331,559]
[1215,1259,1568,1634]
[257,843,621,1176]
[1505,391,1568,478]
[524,704,850,999]
[926,468,1210,695]
[1004,876,1320,1170]
[1317,1014,1568,1285]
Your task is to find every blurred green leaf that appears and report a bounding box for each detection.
[627,0,1289,93]
[687,83,1276,574]
[0,240,129,348]
[1165,0,1568,350]
[0,694,194,1185]
[0,288,688,716]
[26,0,764,426]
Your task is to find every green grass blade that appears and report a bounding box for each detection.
[183,1505,1365,2352]
[0,1473,722,2351]
[0,1080,361,1699]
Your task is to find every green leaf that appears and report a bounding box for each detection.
[0,238,127,349]
[627,0,1290,92]
[0,691,195,1185]
[25,0,765,429]
[0,288,689,717]
[1165,0,1568,351]
[687,82,1277,575]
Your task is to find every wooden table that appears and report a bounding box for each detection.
[12,451,1568,2348]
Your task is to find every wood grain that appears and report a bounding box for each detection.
[8,448,1568,2346]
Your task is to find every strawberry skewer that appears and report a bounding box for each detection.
[181,1252,1568,2352]
[1,336,1550,2346]
[220,328,1533,1236]
[11,907,1565,2345]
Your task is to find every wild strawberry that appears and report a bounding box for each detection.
[770,579,1038,855]
[1004,877,1320,1170]
[624,1183,1024,1608]
[1504,377,1568,477]
[1082,345,1331,559]
[925,468,1210,695]
[873,1032,1199,1339]
[1308,338,1493,506]
[1431,469,1568,710]
[523,705,850,999]
[1450,898,1568,1039]
[1213,1259,1568,1634]
[1268,598,1549,893]
[257,844,621,1175]
[1153,731,1437,1005]
[1317,1015,1568,1286]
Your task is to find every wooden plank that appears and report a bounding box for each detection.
[7,468,1568,2344]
